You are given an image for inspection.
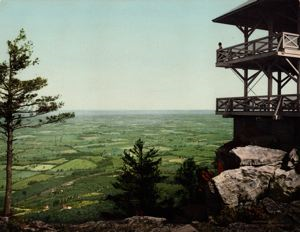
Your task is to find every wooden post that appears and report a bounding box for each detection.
[267,14,274,110]
[267,67,273,112]
[277,71,281,95]
[243,27,249,112]
[244,27,249,98]
[268,67,273,98]
[244,70,248,98]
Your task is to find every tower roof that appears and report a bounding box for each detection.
[212,0,298,32]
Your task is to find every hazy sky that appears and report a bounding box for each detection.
[0,0,285,110]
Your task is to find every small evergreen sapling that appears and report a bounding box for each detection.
[110,139,162,216]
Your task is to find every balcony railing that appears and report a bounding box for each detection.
[216,94,300,117]
[216,32,300,64]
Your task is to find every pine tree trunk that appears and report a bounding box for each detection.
[3,127,13,217]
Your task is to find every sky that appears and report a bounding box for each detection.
[0,0,288,110]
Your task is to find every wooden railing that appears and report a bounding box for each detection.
[216,32,300,64]
[216,94,300,115]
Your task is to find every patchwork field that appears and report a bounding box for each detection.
[0,110,232,222]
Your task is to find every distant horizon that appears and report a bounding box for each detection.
[64,109,216,116]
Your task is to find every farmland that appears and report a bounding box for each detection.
[0,110,232,223]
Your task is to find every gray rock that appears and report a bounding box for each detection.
[124,216,167,225]
[287,148,299,169]
[171,224,198,232]
[272,169,300,197]
[231,146,286,167]
[212,165,276,208]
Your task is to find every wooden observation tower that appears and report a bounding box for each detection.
[213,0,300,149]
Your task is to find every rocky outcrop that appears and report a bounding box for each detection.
[210,146,300,209]
[213,165,276,208]
[67,216,173,232]
[0,216,205,232]
[231,145,286,167]
[0,217,175,232]
[2,213,299,232]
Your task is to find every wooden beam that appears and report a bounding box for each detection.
[248,70,262,86]
[277,71,282,95]
[268,76,273,97]
[276,63,298,82]
[237,25,246,34]
[281,75,290,83]
[232,68,245,81]
[244,69,248,97]
[224,51,277,67]
[281,76,291,89]
[248,21,261,37]
[236,25,256,42]
[244,26,249,43]
[267,67,273,100]
[243,26,249,99]
[236,25,243,33]
[285,58,300,75]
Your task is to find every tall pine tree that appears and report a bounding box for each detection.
[0,29,74,217]
[110,139,162,216]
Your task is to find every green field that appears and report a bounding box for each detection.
[0,110,232,222]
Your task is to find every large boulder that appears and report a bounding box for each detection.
[231,146,286,167]
[210,145,300,211]
[212,165,276,208]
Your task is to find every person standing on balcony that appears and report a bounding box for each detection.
[217,42,224,61]
[218,42,222,50]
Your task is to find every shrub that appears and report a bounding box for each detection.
[175,158,213,204]
[108,139,162,216]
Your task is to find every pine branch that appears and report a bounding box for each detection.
[14,112,74,129]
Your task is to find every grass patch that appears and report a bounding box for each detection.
[52,159,97,171]
[13,174,53,190]
[69,200,99,209]
[168,158,185,164]
[81,192,103,198]
[13,164,55,171]
[82,156,103,163]
[45,158,68,164]
[61,149,78,154]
